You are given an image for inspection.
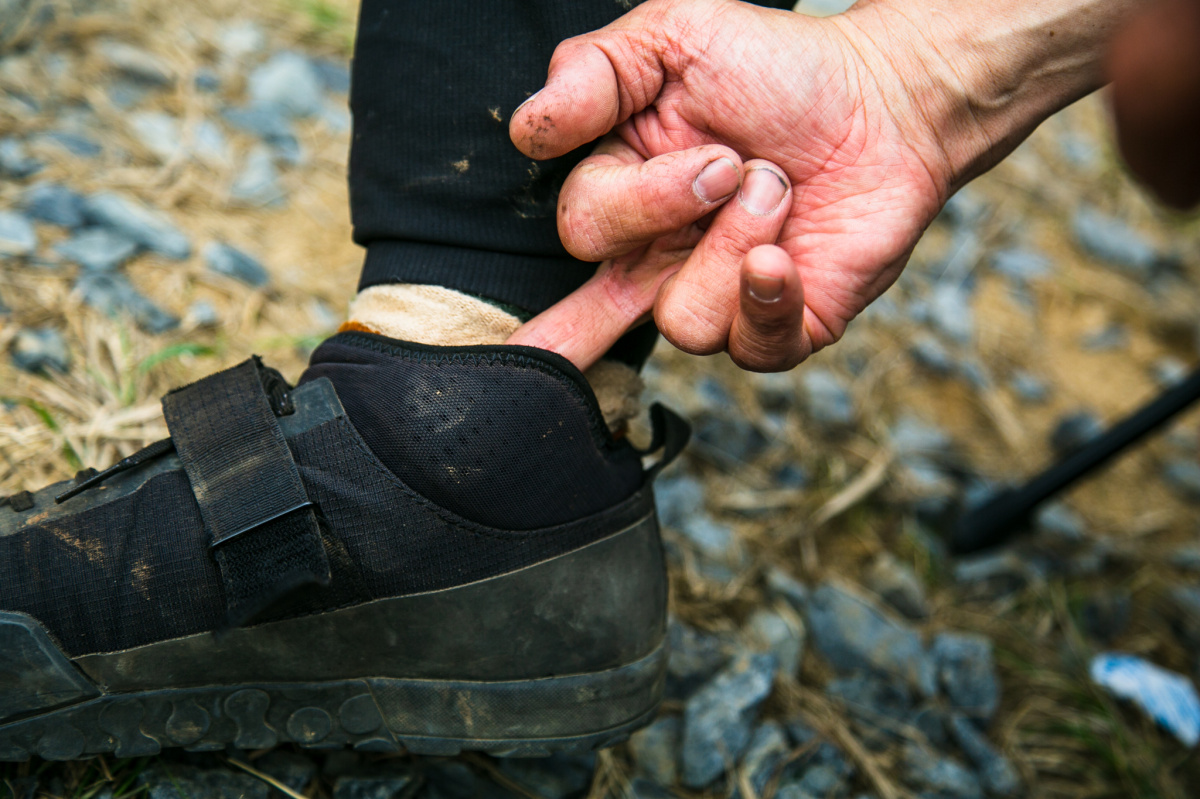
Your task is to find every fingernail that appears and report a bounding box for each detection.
[693,158,739,203]
[739,168,788,216]
[747,273,784,303]
[512,87,544,119]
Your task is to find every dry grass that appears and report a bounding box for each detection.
[2,0,1200,797]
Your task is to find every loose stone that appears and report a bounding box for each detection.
[680,653,777,789]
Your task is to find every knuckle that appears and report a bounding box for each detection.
[656,297,727,355]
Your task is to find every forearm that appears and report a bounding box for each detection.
[836,0,1146,189]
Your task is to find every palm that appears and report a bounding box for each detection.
[615,1,945,344]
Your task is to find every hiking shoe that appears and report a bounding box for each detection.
[0,331,687,761]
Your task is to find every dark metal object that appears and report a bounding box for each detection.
[950,364,1200,554]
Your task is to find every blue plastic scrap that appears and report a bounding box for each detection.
[1090,653,1200,747]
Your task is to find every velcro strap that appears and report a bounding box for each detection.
[163,357,330,626]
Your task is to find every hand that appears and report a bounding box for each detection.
[506,0,959,371]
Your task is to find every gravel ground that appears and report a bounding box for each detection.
[2,0,1200,797]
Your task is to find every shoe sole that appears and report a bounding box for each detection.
[1,514,668,761]
[0,645,664,761]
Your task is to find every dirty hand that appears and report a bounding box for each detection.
[506,0,1130,371]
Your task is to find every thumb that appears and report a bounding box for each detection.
[726,245,812,371]
[509,26,666,160]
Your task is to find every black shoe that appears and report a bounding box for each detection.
[0,331,687,761]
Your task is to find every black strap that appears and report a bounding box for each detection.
[162,357,330,627]
[640,403,691,479]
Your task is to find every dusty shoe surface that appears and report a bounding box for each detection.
[0,332,683,760]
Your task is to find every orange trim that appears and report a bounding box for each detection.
[337,320,382,335]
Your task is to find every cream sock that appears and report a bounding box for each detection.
[342,284,645,436]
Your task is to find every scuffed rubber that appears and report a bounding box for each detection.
[0,645,665,761]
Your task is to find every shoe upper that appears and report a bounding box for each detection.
[0,333,654,659]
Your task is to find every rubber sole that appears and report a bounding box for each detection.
[0,643,665,761]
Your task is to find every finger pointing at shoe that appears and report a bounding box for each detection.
[508,159,793,371]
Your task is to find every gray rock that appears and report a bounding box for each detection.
[910,334,956,376]
[678,514,738,564]
[256,750,317,794]
[204,241,270,287]
[23,182,86,227]
[740,721,789,795]
[765,567,809,612]
[1080,323,1128,352]
[696,375,734,409]
[890,416,954,464]
[249,52,325,118]
[947,714,1021,796]
[223,104,296,142]
[753,371,795,411]
[775,787,818,799]
[929,283,974,344]
[192,120,232,165]
[1009,371,1050,404]
[55,227,139,272]
[194,67,221,92]
[312,57,351,93]
[1079,589,1131,643]
[789,765,844,799]
[866,553,929,620]
[1169,545,1200,573]
[187,299,220,328]
[826,672,913,728]
[11,327,69,374]
[0,210,36,256]
[1050,411,1104,458]
[800,369,854,427]
[629,715,681,785]
[76,272,179,334]
[1059,132,1100,169]
[956,357,991,391]
[931,632,1000,722]
[140,765,269,799]
[1072,207,1162,276]
[231,145,287,207]
[805,580,936,697]
[953,551,1035,598]
[98,40,173,85]
[694,413,769,465]
[1163,460,1200,502]
[1034,502,1086,544]
[40,130,102,158]
[320,100,352,133]
[628,779,672,799]
[217,21,265,59]
[902,743,983,799]
[83,192,191,259]
[1167,585,1200,651]
[680,653,777,788]
[772,462,810,490]
[744,608,805,677]
[129,110,182,161]
[332,772,414,799]
[909,704,949,748]
[107,79,153,110]
[0,137,42,177]
[990,247,1051,283]
[939,189,987,229]
[667,618,729,701]
[497,753,595,799]
[654,473,704,530]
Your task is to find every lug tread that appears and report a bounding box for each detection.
[0,681,656,762]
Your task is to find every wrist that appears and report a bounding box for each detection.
[835,0,1144,190]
